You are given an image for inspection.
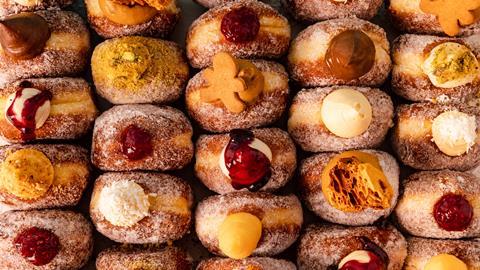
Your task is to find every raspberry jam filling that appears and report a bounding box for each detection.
[339,251,384,270]
[433,193,473,231]
[120,124,153,160]
[338,237,388,270]
[14,227,60,266]
[220,7,260,43]
[224,129,271,191]
[6,83,52,141]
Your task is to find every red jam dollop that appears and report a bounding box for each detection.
[120,124,153,160]
[340,250,385,270]
[224,129,271,191]
[14,227,60,266]
[6,83,52,142]
[220,7,260,43]
[433,193,473,231]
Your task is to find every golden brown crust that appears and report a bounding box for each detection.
[404,237,480,270]
[388,0,480,36]
[90,172,193,244]
[0,210,93,270]
[299,150,400,226]
[0,0,73,17]
[91,104,194,171]
[0,144,90,213]
[0,77,98,143]
[284,0,383,22]
[287,17,391,88]
[391,34,480,103]
[96,246,192,270]
[197,257,296,270]
[0,10,90,88]
[297,224,407,270]
[186,0,291,69]
[392,103,480,171]
[84,0,180,38]
[186,60,289,132]
[288,86,394,152]
[395,170,480,239]
[195,192,303,256]
[194,128,297,194]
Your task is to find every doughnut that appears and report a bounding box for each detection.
[288,18,391,88]
[284,0,383,22]
[0,209,93,269]
[0,144,90,213]
[297,224,407,270]
[186,53,289,132]
[300,150,400,226]
[194,128,296,194]
[0,11,90,88]
[91,36,189,105]
[288,86,394,152]
[0,78,98,143]
[84,0,180,38]
[197,257,296,270]
[392,102,480,171]
[395,170,480,239]
[92,104,194,172]
[392,34,480,103]
[195,192,303,259]
[96,246,192,270]
[388,0,480,36]
[404,237,480,270]
[0,0,73,17]
[90,172,193,244]
[186,0,291,69]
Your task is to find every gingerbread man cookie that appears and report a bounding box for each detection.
[200,52,264,113]
[420,0,480,36]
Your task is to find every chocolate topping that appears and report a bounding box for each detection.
[325,30,375,81]
[0,13,50,60]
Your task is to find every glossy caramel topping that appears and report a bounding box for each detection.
[0,13,50,60]
[325,30,376,81]
[99,0,157,26]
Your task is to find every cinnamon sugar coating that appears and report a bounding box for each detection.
[0,0,73,17]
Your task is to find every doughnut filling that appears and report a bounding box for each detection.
[0,148,54,200]
[320,89,372,138]
[321,151,393,212]
[98,180,150,227]
[218,212,262,259]
[431,111,477,156]
[424,254,467,270]
[97,0,177,25]
[423,42,479,88]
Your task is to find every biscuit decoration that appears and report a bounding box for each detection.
[0,12,50,60]
[0,148,54,200]
[200,52,265,114]
[321,151,393,212]
[420,0,480,36]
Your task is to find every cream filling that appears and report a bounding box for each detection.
[431,111,477,156]
[5,88,50,129]
[338,250,372,269]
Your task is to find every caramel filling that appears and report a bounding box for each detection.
[98,0,158,25]
[321,151,393,212]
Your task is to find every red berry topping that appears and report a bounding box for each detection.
[340,251,385,270]
[221,7,260,43]
[120,124,153,160]
[433,193,473,231]
[224,129,271,191]
[6,84,52,141]
[14,227,60,266]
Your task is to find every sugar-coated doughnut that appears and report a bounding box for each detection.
[288,18,391,88]
[395,170,480,239]
[90,172,193,244]
[0,210,93,270]
[0,78,98,143]
[300,150,400,226]
[186,0,291,69]
[297,224,407,270]
[288,86,393,152]
[92,104,194,172]
[392,103,480,171]
[194,128,296,194]
[96,246,192,270]
[197,257,297,270]
[0,144,90,213]
[0,0,73,17]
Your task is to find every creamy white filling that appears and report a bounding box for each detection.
[5,88,50,129]
[338,250,372,269]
